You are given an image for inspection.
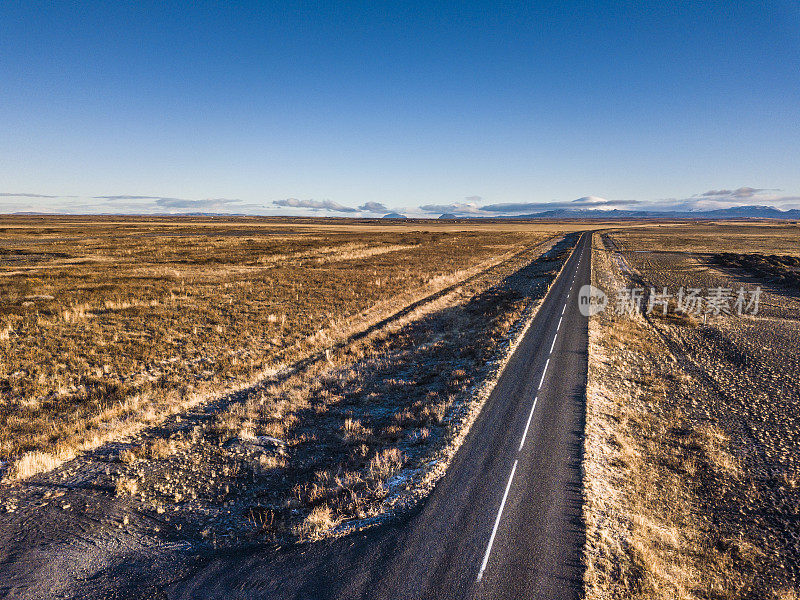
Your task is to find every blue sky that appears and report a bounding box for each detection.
[1,1,799,216]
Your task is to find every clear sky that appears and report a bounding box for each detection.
[1,1,799,216]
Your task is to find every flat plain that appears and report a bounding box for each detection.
[586,222,800,599]
[3,217,799,599]
[0,216,579,480]
[0,215,582,597]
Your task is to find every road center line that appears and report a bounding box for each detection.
[518,396,538,451]
[477,236,585,583]
[538,358,550,389]
[477,459,519,582]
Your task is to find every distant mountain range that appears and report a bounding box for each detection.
[440,205,800,220]
[8,205,800,221]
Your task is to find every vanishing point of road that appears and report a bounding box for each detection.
[170,233,592,600]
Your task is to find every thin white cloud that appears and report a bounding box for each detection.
[419,196,486,215]
[155,197,241,210]
[0,192,73,198]
[419,189,800,216]
[420,202,482,215]
[669,187,800,211]
[90,195,245,213]
[572,195,614,205]
[479,197,639,214]
[358,201,389,213]
[272,198,358,213]
[604,187,800,213]
[94,195,172,200]
[700,187,768,199]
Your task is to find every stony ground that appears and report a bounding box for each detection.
[584,227,800,600]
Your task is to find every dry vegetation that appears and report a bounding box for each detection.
[710,252,800,291]
[585,224,800,599]
[100,238,574,544]
[0,217,580,572]
[0,216,559,480]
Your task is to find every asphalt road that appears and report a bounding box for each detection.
[169,232,591,600]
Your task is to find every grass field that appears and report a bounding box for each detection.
[104,234,578,544]
[0,216,582,555]
[5,216,798,594]
[585,223,800,599]
[0,215,565,481]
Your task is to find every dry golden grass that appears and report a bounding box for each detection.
[608,222,800,256]
[10,449,72,480]
[585,227,800,598]
[0,216,563,480]
[297,504,335,539]
[115,475,139,497]
[84,234,576,547]
[585,314,758,599]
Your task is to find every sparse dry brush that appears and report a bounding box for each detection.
[100,233,575,545]
[585,226,800,599]
[710,252,800,292]
[0,216,556,480]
